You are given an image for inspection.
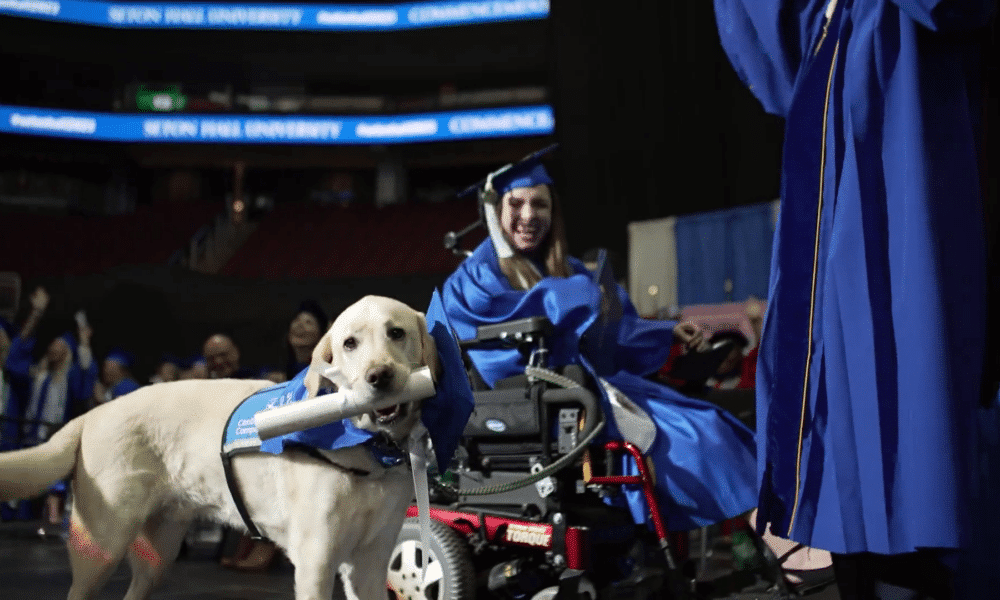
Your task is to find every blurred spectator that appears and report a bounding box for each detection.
[202,332,275,568]
[225,303,327,570]
[202,334,255,380]
[93,349,141,404]
[150,354,182,384]
[1,288,49,522]
[281,300,328,382]
[1,316,20,451]
[179,355,208,380]
[1,288,47,453]
[19,294,97,535]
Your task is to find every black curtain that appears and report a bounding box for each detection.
[548,0,785,259]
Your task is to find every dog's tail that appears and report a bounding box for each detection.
[0,416,85,500]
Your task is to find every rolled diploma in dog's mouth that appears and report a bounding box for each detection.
[254,367,435,440]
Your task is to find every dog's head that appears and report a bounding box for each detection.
[304,295,439,441]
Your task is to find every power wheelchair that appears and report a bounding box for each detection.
[386,313,799,600]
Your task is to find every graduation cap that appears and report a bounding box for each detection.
[105,348,135,369]
[475,146,559,259]
[456,143,558,202]
[446,143,558,258]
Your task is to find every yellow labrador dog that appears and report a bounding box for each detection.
[0,295,438,600]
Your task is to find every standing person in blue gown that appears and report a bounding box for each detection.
[1,288,49,521]
[20,295,97,533]
[441,162,761,530]
[714,0,995,597]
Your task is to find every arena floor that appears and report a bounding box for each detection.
[0,520,295,600]
[1,519,840,600]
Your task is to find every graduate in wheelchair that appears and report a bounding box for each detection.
[442,155,756,524]
[388,151,831,600]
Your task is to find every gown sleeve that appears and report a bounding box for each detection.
[442,242,601,387]
[713,0,827,117]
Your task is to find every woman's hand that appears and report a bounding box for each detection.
[78,323,93,346]
[29,287,49,313]
[673,320,706,351]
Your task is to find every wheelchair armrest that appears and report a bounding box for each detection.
[540,386,602,441]
[460,316,553,348]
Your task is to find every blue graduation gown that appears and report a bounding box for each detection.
[1,336,34,451]
[442,240,757,530]
[109,377,141,400]
[715,0,992,554]
[23,351,97,446]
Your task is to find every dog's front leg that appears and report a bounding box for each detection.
[285,519,344,600]
[342,525,402,600]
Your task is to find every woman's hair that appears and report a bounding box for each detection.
[497,186,572,290]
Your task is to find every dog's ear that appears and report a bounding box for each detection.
[416,311,440,382]
[304,330,334,398]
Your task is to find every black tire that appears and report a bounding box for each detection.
[387,517,475,600]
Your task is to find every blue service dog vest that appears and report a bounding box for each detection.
[219,370,406,539]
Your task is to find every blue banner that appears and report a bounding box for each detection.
[0,104,555,144]
[0,0,548,30]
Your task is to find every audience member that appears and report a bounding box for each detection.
[1,288,47,454]
[283,300,328,381]
[93,349,141,404]
[149,354,182,384]
[17,293,97,535]
[179,355,208,380]
[1,288,50,522]
[202,334,255,380]
[200,332,277,569]
[223,301,327,570]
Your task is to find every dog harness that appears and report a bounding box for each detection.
[220,370,407,540]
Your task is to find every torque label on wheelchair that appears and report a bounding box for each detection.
[503,523,552,548]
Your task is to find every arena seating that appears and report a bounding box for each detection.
[0,202,220,277]
[220,199,484,279]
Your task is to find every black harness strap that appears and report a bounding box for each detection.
[220,448,267,541]
[300,446,372,477]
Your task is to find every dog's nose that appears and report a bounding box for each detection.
[366,365,394,390]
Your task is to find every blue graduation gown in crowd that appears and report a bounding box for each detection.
[714,0,993,554]
[442,240,757,530]
[108,377,141,400]
[22,349,97,447]
[1,336,34,451]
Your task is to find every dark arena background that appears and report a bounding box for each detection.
[0,0,786,377]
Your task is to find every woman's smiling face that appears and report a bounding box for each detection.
[499,184,552,254]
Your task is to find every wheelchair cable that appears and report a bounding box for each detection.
[442,366,606,497]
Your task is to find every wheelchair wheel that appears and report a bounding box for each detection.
[387,517,475,600]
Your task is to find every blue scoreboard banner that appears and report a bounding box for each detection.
[0,0,548,30]
[0,104,555,144]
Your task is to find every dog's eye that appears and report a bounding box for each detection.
[343,337,357,351]
[388,327,406,341]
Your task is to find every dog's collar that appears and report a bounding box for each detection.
[365,432,408,469]
[295,433,407,477]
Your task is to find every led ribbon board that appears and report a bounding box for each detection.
[0,104,554,144]
[0,0,548,30]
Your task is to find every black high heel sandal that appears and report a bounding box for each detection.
[777,544,837,595]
